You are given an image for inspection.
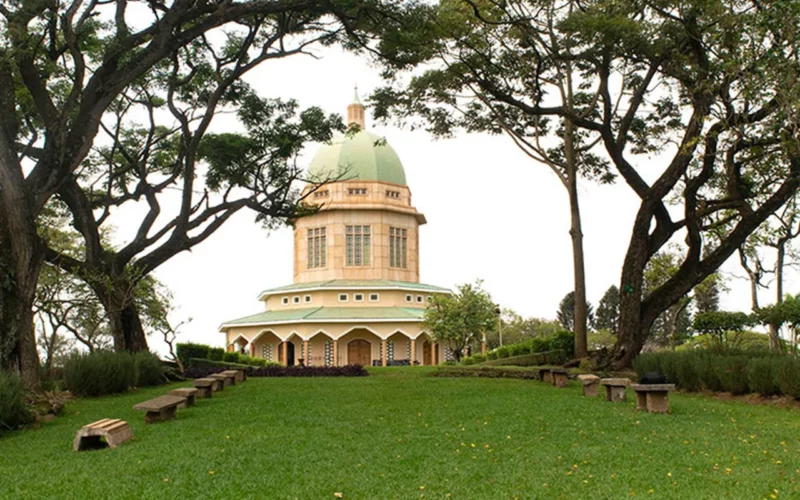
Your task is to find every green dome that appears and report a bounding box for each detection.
[308,130,406,185]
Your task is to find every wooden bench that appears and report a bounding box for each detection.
[551,368,569,388]
[169,387,199,408]
[600,378,631,402]
[208,373,230,390]
[577,374,601,396]
[133,395,186,423]
[73,419,132,451]
[193,378,218,398]
[630,384,676,413]
[219,370,241,385]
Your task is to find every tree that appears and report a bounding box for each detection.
[556,292,593,332]
[423,282,497,361]
[484,310,561,349]
[693,275,724,315]
[368,0,800,368]
[595,285,620,334]
[693,311,756,348]
[0,0,389,386]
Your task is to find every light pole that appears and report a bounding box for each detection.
[495,305,503,347]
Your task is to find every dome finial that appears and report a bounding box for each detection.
[347,85,366,130]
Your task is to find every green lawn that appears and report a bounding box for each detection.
[1,367,798,499]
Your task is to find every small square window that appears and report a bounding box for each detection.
[293,296,300,304]
[281,297,289,305]
[405,294,413,303]
[339,294,348,302]
[304,295,312,303]
[369,293,379,302]
[354,293,364,302]
[416,295,423,303]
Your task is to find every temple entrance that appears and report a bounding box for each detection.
[278,342,296,366]
[348,339,371,366]
[423,340,432,365]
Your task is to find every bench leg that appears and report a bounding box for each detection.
[553,373,568,388]
[645,392,670,413]
[583,383,599,397]
[542,372,553,384]
[145,411,160,424]
[185,395,195,407]
[608,386,626,402]
[635,391,647,411]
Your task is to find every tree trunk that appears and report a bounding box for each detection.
[93,276,149,353]
[564,118,589,359]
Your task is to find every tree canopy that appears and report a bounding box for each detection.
[423,282,497,361]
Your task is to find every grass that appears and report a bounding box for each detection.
[1,367,799,499]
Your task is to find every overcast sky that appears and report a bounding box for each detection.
[114,46,796,354]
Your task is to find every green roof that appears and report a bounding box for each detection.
[307,130,406,185]
[221,306,426,327]
[258,279,451,298]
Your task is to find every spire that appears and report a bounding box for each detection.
[347,85,365,130]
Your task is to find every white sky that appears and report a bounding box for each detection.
[122,46,796,354]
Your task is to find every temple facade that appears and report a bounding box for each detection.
[219,94,451,366]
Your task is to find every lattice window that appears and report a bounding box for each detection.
[444,346,454,362]
[389,227,407,268]
[387,341,395,361]
[262,344,272,361]
[324,340,334,367]
[406,340,411,360]
[345,225,371,266]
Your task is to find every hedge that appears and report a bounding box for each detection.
[433,366,538,380]
[480,349,568,367]
[462,331,574,365]
[184,365,368,378]
[63,350,136,397]
[633,350,800,398]
[176,343,211,366]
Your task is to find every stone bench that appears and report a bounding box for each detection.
[73,419,132,451]
[220,370,242,384]
[577,374,601,397]
[133,395,186,424]
[169,387,199,408]
[193,378,218,398]
[550,368,569,388]
[631,384,676,414]
[208,373,232,389]
[600,378,631,402]
[538,368,554,384]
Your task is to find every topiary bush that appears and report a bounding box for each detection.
[548,330,575,358]
[0,371,33,431]
[134,351,166,387]
[63,350,136,397]
[176,343,210,366]
[223,352,241,363]
[747,357,780,396]
[208,348,225,361]
[777,357,800,399]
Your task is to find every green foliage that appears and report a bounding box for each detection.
[495,346,510,359]
[693,311,756,345]
[547,331,575,358]
[634,350,789,397]
[176,343,211,366]
[485,312,561,349]
[556,292,593,331]
[594,286,620,334]
[776,357,800,399]
[222,352,240,363]
[0,371,33,431]
[208,348,224,362]
[423,281,497,360]
[747,358,779,397]
[133,351,166,388]
[63,351,136,397]
[481,350,568,367]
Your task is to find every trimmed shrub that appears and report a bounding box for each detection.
[548,330,575,358]
[714,356,749,394]
[495,346,511,359]
[509,343,528,356]
[184,365,368,378]
[222,352,240,363]
[0,371,32,431]
[486,351,498,360]
[471,354,486,364]
[433,366,538,380]
[208,348,225,361]
[64,351,135,397]
[673,353,702,392]
[462,357,477,365]
[176,343,210,366]
[777,357,800,399]
[747,357,779,396]
[134,351,166,387]
[529,337,551,353]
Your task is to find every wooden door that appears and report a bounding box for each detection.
[423,341,432,366]
[348,339,371,366]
